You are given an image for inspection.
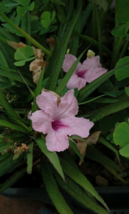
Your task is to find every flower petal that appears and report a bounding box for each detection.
[30,110,51,134]
[66,73,87,90]
[62,54,81,73]
[57,90,78,118]
[46,128,69,152]
[62,116,94,138]
[85,67,107,83]
[82,56,101,71]
[36,90,58,117]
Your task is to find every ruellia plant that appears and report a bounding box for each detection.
[0,0,129,214]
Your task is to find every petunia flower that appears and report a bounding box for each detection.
[62,54,107,90]
[29,90,94,152]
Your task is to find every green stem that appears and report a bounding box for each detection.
[0,10,51,56]
[74,30,112,56]
[26,10,31,46]
[101,0,113,27]
[78,94,105,105]
[119,40,128,59]
[96,6,103,62]
[92,4,97,39]
[111,37,123,68]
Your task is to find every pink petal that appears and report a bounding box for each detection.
[30,110,51,134]
[66,73,87,90]
[82,56,101,71]
[85,67,107,83]
[36,90,57,117]
[62,54,81,73]
[57,90,78,118]
[46,128,69,152]
[62,116,94,138]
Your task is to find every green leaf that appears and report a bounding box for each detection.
[111,24,126,37]
[0,119,29,133]
[0,167,26,193]
[20,0,31,8]
[60,158,109,211]
[36,138,65,181]
[46,2,82,91]
[49,0,65,5]
[0,152,24,177]
[125,87,129,96]
[56,174,109,214]
[32,65,45,113]
[17,6,26,16]
[0,67,34,86]
[14,46,34,60]
[119,144,129,157]
[14,57,35,66]
[71,135,87,143]
[99,136,120,163]
[41,11,51,20]
[0,90,20,121]
[69,138,83,162]
[115,56,129,81]
[113,122,129,148]
[55,50,85,94]
[27,142,33,174]
[41,159,73,214]
[0,50,8,67]
[41,20,51,29]
[116,1,129,23]
[86,145,123,173]
[29,2,35,11]
[90,0,108,11]
[88,98,129,122]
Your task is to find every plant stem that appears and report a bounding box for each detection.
[0,10,51,56]
[74,30,112,57]
[26,10,31,46]
[92,4,97,39]
[119,40,128,59]
[111,37,123,68]
[96,6,103,62]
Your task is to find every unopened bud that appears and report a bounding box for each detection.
[87,50,95,58]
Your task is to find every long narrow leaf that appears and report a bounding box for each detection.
[32,65,45,113]
[0,67,34,86]
[36,138,65,181]
[56,174,109,214]
[0,90,21,120]
[41,159,73,214]
[78,69,115,102]
[0,168,26,193]
[27,142,33,174]
[46,2,82,91]
[88,97,129,122]
[55,50,85,94]
[0,119,29,133]
[60,157,109,211]
[86,145,123,173]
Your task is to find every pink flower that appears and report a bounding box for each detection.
[29,90,94,152]
[62,54,107,90]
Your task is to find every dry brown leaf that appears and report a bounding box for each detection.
[95,175,108,186]
[33,71,41,84]
[30,59,45,74]
[46,37,56,48]
[76,131,101,166]
[7,41,26,49]
[32,47,44,59]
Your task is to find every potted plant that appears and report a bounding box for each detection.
[0,0,129,214]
